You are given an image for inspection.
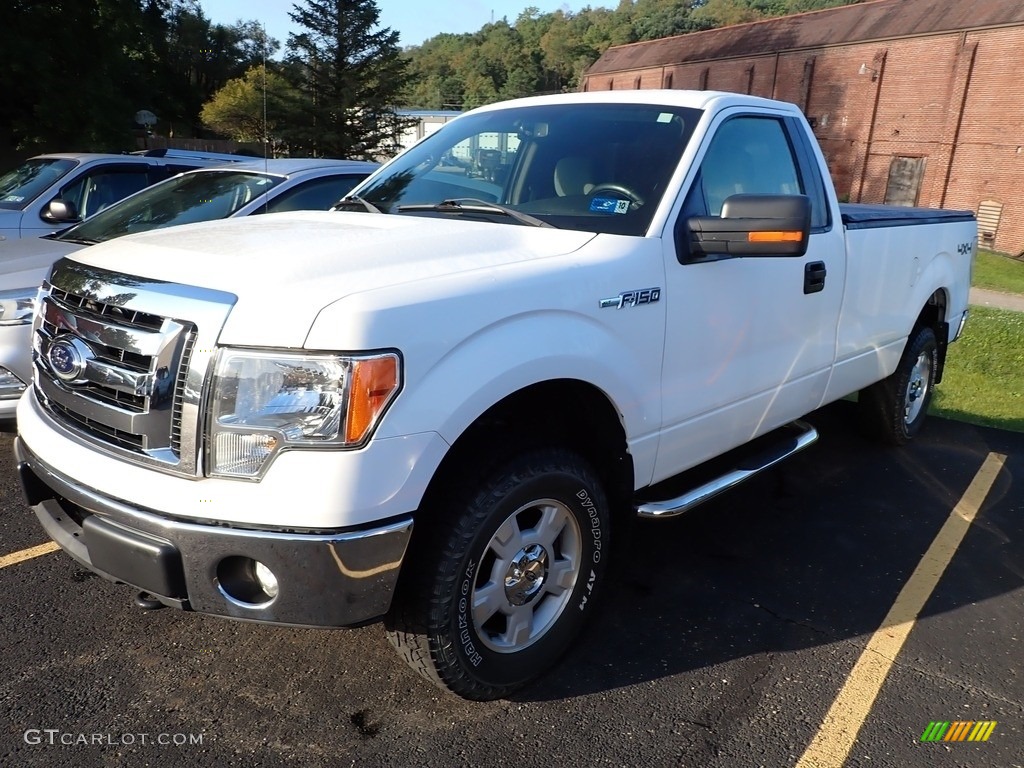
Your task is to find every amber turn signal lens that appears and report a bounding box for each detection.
[747,231,803,242]
[345,355,400,444]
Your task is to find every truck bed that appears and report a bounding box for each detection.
[840,203,976,230]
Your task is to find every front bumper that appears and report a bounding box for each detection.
[15,438,413,627]
[0,322,31,417]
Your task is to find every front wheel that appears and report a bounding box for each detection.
[385,448,610,700]
[859,325,938,445]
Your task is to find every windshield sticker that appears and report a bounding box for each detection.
[2,195,25,203]
[590,197,630,215]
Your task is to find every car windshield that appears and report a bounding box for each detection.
[356,102,701,236]
[58,170,285,243]
[0,158,77,210]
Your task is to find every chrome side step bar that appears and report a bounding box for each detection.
[635,420,819,519]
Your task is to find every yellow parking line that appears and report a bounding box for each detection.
[0,541,61,569]
[796,452,1007,768]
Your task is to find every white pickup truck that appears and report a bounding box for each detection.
[15,90,975,701]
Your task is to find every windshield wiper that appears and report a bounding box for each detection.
[335,195,385,214]
[55,236,100,246]
[397,198,554,228]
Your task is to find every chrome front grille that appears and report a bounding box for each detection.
[170,332,197,457]
[49,286,165,330]
[31,259,237,477]
[49,401,147,452]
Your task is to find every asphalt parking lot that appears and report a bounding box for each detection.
[1,400,1021,767]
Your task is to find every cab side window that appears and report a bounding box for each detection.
[684,116,802,218]
[261,175,367,214]
[59,168,152,219]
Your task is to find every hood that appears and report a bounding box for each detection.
[68,211,597,347]
[0,235,85,292]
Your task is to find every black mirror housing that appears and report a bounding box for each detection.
[684,194,811,261]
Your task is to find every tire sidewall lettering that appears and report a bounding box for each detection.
[457,559,484,667]
[575,487,604,564]
[449,464,610,686]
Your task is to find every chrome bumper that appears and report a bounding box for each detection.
[15,438,413,627]
[0,322,32,417]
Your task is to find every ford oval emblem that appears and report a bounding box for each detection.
[46,336,92,382]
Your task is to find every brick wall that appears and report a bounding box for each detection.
[584,24,1024,255]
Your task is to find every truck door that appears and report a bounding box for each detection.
[653,111,846,484]
[25,164,156,236]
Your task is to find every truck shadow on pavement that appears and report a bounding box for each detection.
[515,400,1023,702]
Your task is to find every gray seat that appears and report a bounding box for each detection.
[553,157,596,197]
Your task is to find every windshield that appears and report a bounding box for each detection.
[356,102,701,235]
[58,170,284,243]
[0,158,77,210]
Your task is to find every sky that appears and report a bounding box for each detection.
[199,0,618,50]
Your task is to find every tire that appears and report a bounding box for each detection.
[859,325,938,445]
[385,447,610,700]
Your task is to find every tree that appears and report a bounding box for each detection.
[0,0,157,157]
[284,0,412,159]
[631,0,714,41]
[396,0,867,114]
[154,1,280,138]
[400,33,475,110]
[200,66,300,149]
[0,0,283,162]
[692,0,862,27]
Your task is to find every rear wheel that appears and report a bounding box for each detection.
[859,325,938,445]
[385,448,610,700]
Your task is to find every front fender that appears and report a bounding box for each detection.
[304,238,668,490]
[390,308,661,480]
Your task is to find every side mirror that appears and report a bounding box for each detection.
[683,194,811,262]
[41,199,80,224]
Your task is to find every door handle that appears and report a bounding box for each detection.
[804,261,827,294]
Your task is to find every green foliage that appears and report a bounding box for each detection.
[932,307,1024,433]
[151,1,280,137]
[200,66,299,146]
[973,250,1024,295]
[693,0,862,25]
[631,0,715,40]
[283,0,412,159]
[401,0,864,110]
[0,0,867,162]
[0,0,277,159]
[0,0,154,153]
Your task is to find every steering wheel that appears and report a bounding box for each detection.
[588,183,644,208]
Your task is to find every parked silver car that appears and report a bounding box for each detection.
[0,157,378,417]
[0,149,247,242]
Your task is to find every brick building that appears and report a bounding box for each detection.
[582,0,1024,255]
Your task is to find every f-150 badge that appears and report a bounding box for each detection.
[599,288,661,309]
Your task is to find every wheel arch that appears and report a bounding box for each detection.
[914,288,950,383]
[418,379,635,524]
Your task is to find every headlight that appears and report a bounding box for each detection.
[0,288,37,326]
[208,349,401,479]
